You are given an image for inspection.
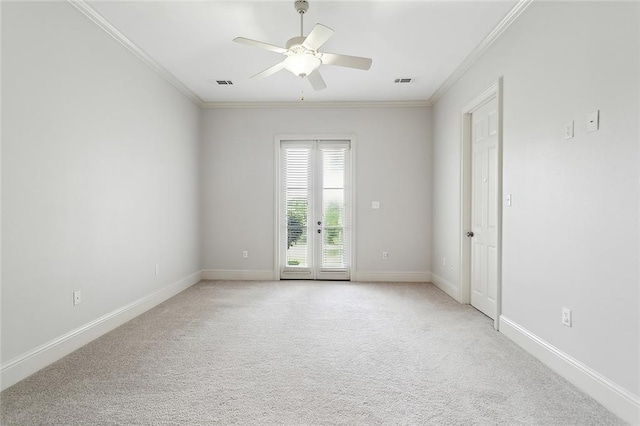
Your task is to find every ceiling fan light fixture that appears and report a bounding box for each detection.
[233,0,372,90]
[284,53,321,78]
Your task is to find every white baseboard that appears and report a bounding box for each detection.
[201,269,275,281]
[0,270,203,391]
[499,315,640,425]
[202,270,431,283]
[429,272,461,302]
[352,271,430,282]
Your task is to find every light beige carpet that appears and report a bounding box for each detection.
[0,280,626,425]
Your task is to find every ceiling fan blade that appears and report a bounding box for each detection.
[321,52,372,70]
[233,37,287,54]
[251,61,287,79]
[307,70,327,91]
[302,24,334,51]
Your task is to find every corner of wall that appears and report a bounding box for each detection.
[429,272,461,302]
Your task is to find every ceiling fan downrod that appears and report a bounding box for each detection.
[295,0,309,37]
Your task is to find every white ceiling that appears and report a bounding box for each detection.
[85,1,518,104]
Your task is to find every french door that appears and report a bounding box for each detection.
[279,140,351,280]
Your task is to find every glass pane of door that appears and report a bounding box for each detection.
[283,145,312,276]
[320,147,347,270]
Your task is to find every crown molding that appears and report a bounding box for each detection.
[428,0,533,105]
[66,1,428,110]
[68,0,528,109]
[200,100,431,109]
[67,0,204,107]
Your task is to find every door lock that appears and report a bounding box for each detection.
[466,231,474,237]
[317,229,322,233]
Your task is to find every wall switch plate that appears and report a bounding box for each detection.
[506,194,512,207]
[564,121,574,139]
[155,264,160,275]
[442,257,446,266]
[562,308,572,327]
[73,291,81,306]
[586,110,599,132]
[372,201,380,209]
[242,250,248,259]
[382,251,389,260]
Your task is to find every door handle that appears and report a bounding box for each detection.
[466,231,474,237]
[317,221,322,226]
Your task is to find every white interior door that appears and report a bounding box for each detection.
[279,140,351,280]
[469,97,499,319]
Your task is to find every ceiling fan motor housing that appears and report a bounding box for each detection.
[286,36,307,50]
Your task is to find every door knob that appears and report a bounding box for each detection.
[317,229,322,233]
[317,221,322,226]
[466,231,474,237]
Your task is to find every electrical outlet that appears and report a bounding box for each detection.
[242,250,248,259]
[382,251,389,260]
[562,308,572,327]
[73,291,81,306]
[155,264,160,275]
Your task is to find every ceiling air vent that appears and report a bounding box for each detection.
[216,80,234,85]
[394,78,412,83]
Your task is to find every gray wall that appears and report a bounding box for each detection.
[431,1,638,397]
[2,2,201,364]
[200,107,432,279]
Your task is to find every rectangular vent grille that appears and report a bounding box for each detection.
[394,78,412,83]
[216,80,233,85]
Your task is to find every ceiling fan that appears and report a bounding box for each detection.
[233,0,372,91]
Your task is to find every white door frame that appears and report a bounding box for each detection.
[459,78,503,330]
[273,134,357,281]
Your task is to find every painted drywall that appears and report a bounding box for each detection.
[2,2,200,365]
[200,107,432,279]
[431,0,638,399]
